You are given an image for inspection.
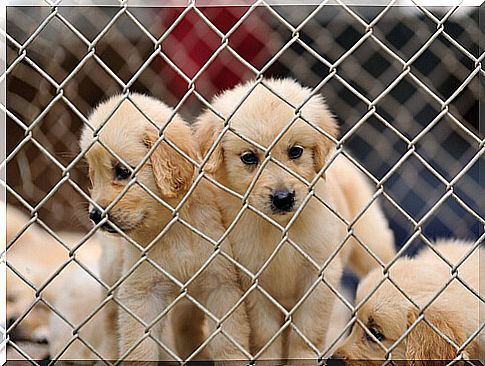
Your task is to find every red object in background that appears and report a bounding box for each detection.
[155,7,272,99]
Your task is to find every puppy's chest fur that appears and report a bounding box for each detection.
[224,198,341,308]
[122,204,231,296]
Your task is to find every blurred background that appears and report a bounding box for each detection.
[6,4,482,252]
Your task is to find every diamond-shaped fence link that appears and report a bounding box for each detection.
[1,1,483,365]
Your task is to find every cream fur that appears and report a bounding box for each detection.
[6,205,117,359]
[80,93,250,362]
[47,246,119,361]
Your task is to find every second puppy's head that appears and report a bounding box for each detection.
[80,94,196,238]
[195,78,338,220]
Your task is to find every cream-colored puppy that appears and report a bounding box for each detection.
[7,206,57,342]
[80,94,250,362]
[195,78,394,359]
[6,206,112,357]
[333,238,482,362]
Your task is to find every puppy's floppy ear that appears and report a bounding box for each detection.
[194,109,224,174]
[144,123,196,199]
[405,307,466,364]
[311,101,339,176]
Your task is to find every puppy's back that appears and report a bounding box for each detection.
[417,238,479,292]
[326,154,395,277]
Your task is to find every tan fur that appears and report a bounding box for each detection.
[405,308,469,363]
[194,78,394,359]
[6,206,117,359]
[96,231,123,359]
[6,206,55,342]
[144,125,196,198]
[333,239,481,363]
[328,157,396,278]
[81,94,250,362]
[47,249,119,361]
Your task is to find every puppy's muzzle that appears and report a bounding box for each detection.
[271,189,295,213]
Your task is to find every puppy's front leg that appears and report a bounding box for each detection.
[246,289,285,361]
[204,282,251,363]
[171,299,208,360]
[286,281,336,360]
[117,282,169,362]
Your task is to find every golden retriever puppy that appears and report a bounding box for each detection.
[332,238,482,363]
[80,94,250,362]
[7,206,56,342]
[194,78,394,359]
[6,206,108,349]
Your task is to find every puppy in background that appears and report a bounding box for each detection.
[195,78,394,359]
[81,94,250,362]
[7,206,59,343]
[332,238,482,362]
[6,206,116,359]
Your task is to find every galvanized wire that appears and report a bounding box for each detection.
[2,1,483,365]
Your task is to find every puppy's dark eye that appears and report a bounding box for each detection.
[241,152,258,165]
[114,164,132,180]
[366,327,384,343]
[288,146,303,160]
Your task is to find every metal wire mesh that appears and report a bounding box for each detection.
[2,1,484,364]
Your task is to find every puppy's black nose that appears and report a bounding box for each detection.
[271,190,295,212]
[89,208,103,224]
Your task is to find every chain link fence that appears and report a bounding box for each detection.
[2,1,484,364]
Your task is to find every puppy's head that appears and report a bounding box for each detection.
[332,262,470,363]
[195,78,338,221]
[332,268,409,363]
[80,94,196,237]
